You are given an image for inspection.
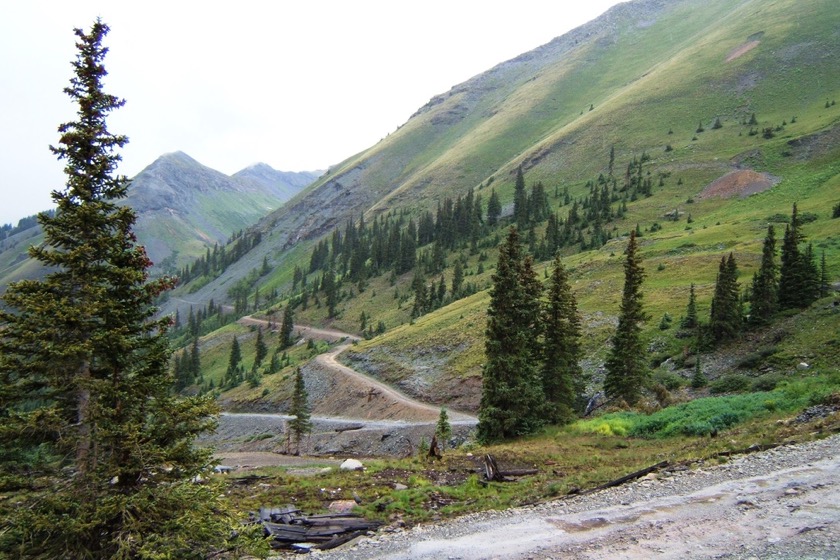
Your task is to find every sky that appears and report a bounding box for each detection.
[0,0,623,225]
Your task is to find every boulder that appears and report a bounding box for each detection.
[340,458,364,471]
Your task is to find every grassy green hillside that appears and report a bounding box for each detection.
[166,0,840,422]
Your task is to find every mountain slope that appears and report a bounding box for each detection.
[127,151,301,272]
[233,163,320,203]
[0,152,315,285]
[168,0,839,319]
[168,0,840,416]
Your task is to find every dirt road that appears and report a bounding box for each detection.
[312,434,840,559]
[237,317,476,423]
[238,315,362,343]
[315,344,476,422]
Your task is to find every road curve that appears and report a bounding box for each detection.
[316,345,476,422]
[237,316,476,423]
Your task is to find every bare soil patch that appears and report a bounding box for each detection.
[697,169,779,200]
[726,40,760,62]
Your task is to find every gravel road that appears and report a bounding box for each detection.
[288,434,840,560]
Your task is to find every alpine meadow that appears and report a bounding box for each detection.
[2,0,840,557]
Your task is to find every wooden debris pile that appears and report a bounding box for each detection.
[254,506,383,551]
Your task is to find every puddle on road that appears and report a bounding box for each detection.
[549,513,642,533]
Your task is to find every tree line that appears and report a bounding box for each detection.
[480,201,832,442]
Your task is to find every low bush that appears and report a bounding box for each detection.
[751,373,784,392]
[709,374,751,394]
[652,369,684,390]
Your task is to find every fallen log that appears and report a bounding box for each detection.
[574,460,670,496]
[257,507,383,550]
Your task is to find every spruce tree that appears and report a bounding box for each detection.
[487,188,501,227]
[288,368,312,455]
[452,259,464,297]
[680,283,699,329]
[604,231,649,405]
[710,253,742,343]
[254,326,268,368]
[778,203,819,309]
[323,266,338,318]
[227,335,242,383]
[280,303,295,349]
[513,166,528,228]
[435,407,452,452]
[190,336,202,382]
[0,20,226,558]
[477,227,545,442]
[541,254,583,424]
[750,225,778,325]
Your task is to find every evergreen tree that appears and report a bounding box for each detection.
[0,21,226,558]
[227,335,242,381]
[254,327,268,368]
[477,227,545,442]
[541,254,583,424]
[690,356,707,388]
[680,283,699,329]
[435,407,452,452]
[452,259,464,297]
[604,231,649,405]
[710,253,742,343]
[322,266,338,318]
[750,225,778,325]
[778,203,819,309]
[268,349,281,374]
[487,188,501,227]
[288,368,312,455]
[513,166,528,228]
[803,243,821,304]
[190,336,201,382]
[280,304,295,349]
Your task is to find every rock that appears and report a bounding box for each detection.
[340,458,364,471]
[328,500,357,513]
[394,483,408,491]
[797,362,810,370]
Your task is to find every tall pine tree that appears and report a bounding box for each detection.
[750,225,778,325]
[604,231,648,406]
[0,20,226,558]
[513,166,528,228]
[280,303,295,349]
[477,227,545,442]
[288,368,312,455]
[680,283,699,330]
[779,203,819,309]
[710,253,742,343]
[487,188,502,227]
[541,254,583,424]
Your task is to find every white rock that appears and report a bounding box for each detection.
[798,362,810,370]
[340,458,364,471]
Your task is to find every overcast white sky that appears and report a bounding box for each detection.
[0,0,623,225]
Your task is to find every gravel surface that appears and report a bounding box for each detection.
[276,434,840,559]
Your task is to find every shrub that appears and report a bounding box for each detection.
[752,373,784,392]
[653,369,684,390]
[737,347,776,370]
[709,374,751,394]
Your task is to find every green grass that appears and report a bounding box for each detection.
[575,373,837,438]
